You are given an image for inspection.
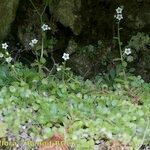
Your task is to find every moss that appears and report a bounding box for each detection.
[0,0,20,41]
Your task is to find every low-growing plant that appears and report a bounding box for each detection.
[0,66,149,149]
[0,4,150,150]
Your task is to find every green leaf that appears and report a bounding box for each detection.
[0,122,7,138]
[122,61,127,67]
[40,57,46,64]
[43,127,52,138]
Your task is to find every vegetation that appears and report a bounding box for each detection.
[0,1,150,150]
[0,60,150,150]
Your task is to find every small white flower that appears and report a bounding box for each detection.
[6,57,12,63]
[56,67,61,71]
[41,24,51,31]
[62,53,69,61]
[29,38,38,47]
[29,42,34,47]
[115,14,123,21]
[124,48,131,55]
[2,43,8,49]
[116,7,123,14]
[31,39,38,44]
[0,53,4,58]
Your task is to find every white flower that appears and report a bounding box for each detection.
[115,14,123,21]
[2,43,8,49]
[29,42,34,47]
[31,39,38,44]
[6,57,12,63]
[29,39,38,47]
[62,53,69,61]
[41,24,51,31]
[124,48,131,55]
[116,7,123,14]
[0,53,4,58]
[56,67,61,71]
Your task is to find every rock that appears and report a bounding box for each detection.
[116,0,150,30]
[0,0,20,41]
[49,0,82,35]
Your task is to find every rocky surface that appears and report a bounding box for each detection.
[0,0,20,41]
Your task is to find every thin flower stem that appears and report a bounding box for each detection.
[38,1,48,61]
[41,0,48,16]
[29,0,48,73]
[34,50,41,73]
[62,62,67,84]
[117,22,127,81]
[40,36,44,60]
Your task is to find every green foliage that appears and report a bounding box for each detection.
[0,3,150,150]
[128,33,150,51]
[0,63,150,149]
[127,32,150,69]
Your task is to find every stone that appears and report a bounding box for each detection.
[49,0,82,35]
[0,0,20,41]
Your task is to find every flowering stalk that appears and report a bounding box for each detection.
[117,22,127,80]
[62,62,66,83]
[115,7,127,81]
[29,0,48,73]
